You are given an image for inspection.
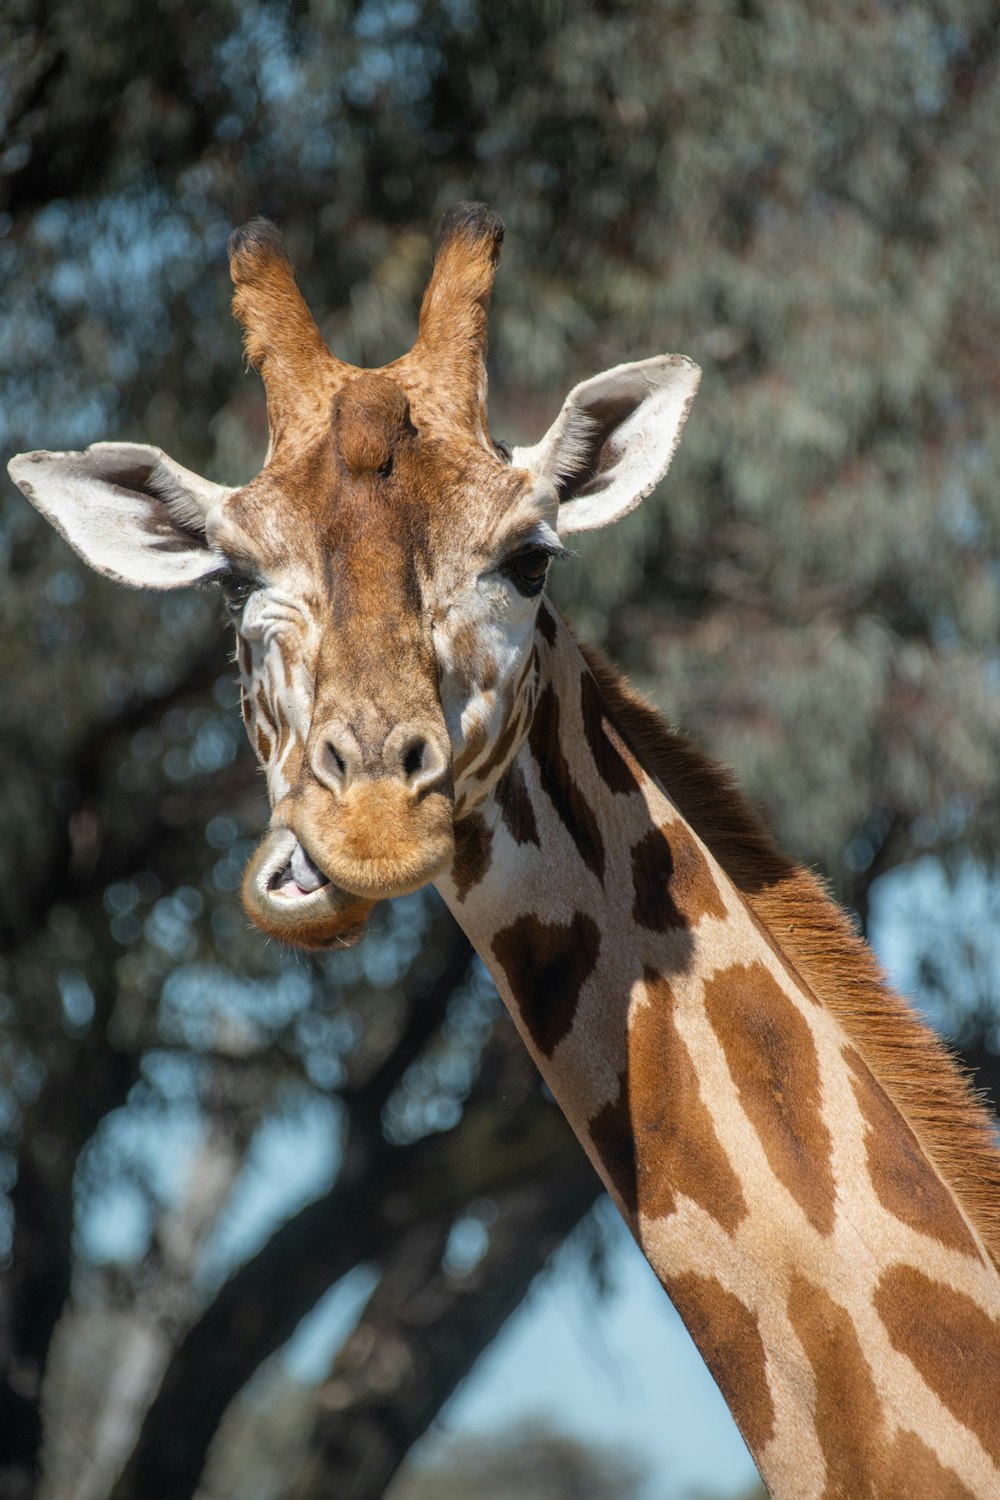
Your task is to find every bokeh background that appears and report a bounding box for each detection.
[2,2,1000,1497]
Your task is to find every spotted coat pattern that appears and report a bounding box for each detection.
[436,607,1000,1500]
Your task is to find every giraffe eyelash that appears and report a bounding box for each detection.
[499,543,569,598]
[498,538,571,567]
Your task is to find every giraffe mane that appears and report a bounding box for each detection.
[579,640,1000,1273]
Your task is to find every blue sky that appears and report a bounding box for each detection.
[281,1195,758,1498]
[426,1204,759,1497]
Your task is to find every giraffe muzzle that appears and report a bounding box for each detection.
[294,772,456,896]
[241,768,456,947]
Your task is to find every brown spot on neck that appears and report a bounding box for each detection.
[528,681,605,883]
[788,1273,978,1499]
[495,760,540,847]
[846,1049,982,1260]
[536,600,558,646]
[666,1274,775,1460]
[580,669,641,795]
[590,969,747,1233]
[451,812,493,901]
[631,823,728,933]
[492,911,600,1058]
[577,641,1000,1272]
[875,1265,1000,1469]
[703,961,836,1236]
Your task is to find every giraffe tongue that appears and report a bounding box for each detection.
[273,840,330,897]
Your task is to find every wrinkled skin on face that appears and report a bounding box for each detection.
[7,203,699,951]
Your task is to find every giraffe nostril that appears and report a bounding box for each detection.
[311,722,361,794]
[402,739,426,781]
[385,725,448,795]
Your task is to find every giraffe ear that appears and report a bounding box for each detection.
[7,442,232,589]
[513,355,701,537]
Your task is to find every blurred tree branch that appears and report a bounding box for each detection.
[0,639,231,953]
[284,1165,602,1500]
[111,1030,584,1500]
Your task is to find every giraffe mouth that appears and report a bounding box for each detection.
[269,839,331,900]
[241,777,455,950]
[241,826,374,950]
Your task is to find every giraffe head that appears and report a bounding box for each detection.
[8,205,700,949]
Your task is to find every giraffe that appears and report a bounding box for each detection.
[9,203,1000,1499]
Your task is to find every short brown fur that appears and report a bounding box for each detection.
[229,220,349,444]
[874,1265,1000,1467]
[580,642,1000,1272]
[703,960,837,1237]
[788,1272,977,1498]
[414,204,503,438]
[589,968,748,1231]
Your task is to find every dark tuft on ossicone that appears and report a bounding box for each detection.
[435,202,505,261]
[227,218,291,274]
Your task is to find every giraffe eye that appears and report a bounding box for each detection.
[219,570,257,619]
[502,548,551,598]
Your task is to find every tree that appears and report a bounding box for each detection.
[2,1,1000,1496]
[388,1422,647,1500]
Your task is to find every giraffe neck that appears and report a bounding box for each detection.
[437,604,1000,1500]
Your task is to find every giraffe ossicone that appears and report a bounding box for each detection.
[10,204,1000,1500]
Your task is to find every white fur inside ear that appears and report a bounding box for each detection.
[144,455,228,535]
[7,442,232,589]
[513,355,701,537]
